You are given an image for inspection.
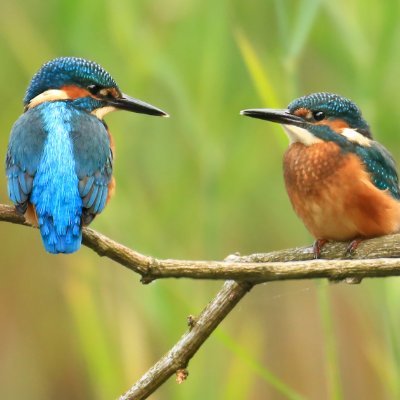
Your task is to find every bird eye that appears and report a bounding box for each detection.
[87,84,102,95]
[313,111,325,121]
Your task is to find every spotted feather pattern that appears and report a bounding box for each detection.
[288,92,371,136]
[355,142,400,200]
[286,93,399,198]
[24,57,118,105]
[305,125,400,200]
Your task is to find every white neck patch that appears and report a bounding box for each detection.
[27,89,70,109]
[27,89,117,120]
[341,128,371,147]
[282,124,322,146]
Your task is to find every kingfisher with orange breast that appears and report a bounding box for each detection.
[241,92,400,257]
[6,57,168,254]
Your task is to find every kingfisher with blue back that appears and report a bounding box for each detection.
[241,92,400,257]
[6,57,168,254]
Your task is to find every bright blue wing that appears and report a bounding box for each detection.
[71,114,113,224]
[6,109,47,213]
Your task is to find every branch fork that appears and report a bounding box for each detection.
[2,203,399,399]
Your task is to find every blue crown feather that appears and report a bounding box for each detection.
[24,57,118,105]
[288,92,370,132]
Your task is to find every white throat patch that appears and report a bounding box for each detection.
[91,106,117,119]
[282,124,322,146]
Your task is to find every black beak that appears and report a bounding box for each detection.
[107,93,169,117]
[240,108,303,127]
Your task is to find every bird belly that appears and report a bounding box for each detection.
[284,142,400,240]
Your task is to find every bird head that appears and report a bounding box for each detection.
[241,92,372,147]
[24,57,168,118]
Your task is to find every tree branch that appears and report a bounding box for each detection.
[2,203,400,283]
[3,202,400,399]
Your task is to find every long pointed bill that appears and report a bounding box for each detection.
[241,108,322,146]
[240,108,303,127]
[107,93,169,117]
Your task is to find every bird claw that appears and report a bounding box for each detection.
[345,238,362,257]
[313,238,363,259]
[313,239,328,259]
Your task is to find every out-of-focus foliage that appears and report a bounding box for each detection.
[1,0,400,399]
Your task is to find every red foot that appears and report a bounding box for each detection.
[313,239,328,259]
[346,238,363,256]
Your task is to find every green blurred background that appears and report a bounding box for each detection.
[1,0,400,399]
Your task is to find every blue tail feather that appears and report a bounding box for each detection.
[39,214,82,254]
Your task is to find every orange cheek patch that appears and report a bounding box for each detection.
[316,119,349,132]
[294,108,311,118]
[61,85,91,99]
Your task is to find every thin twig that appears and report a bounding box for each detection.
[119,280,253,400]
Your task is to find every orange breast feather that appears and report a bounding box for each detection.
[283,142,400,240]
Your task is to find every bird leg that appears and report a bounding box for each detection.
[312,239,328,259]
[346,238,363,257]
